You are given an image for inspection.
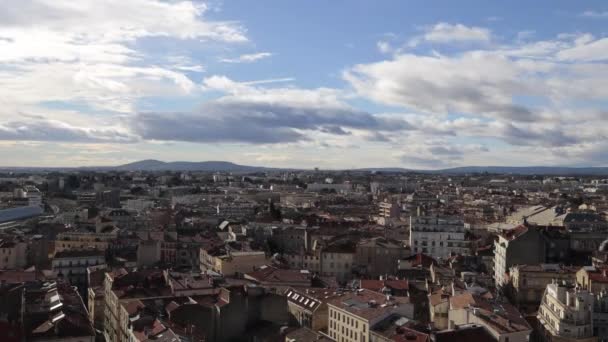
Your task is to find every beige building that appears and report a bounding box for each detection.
[327,289,414,342]
[285,287,342,332]
[428,288,450,330]
[577,266,608,294]
[54,230,115,253]
[199,248,267,276]
[537,282,597,342]
[510,264,577,312]
[378,200,400,219]
[0,238,27,269]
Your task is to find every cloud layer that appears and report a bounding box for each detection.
[0,3,607,168]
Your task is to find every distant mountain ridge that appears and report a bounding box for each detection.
[2,160,608,175]
[112,160,608,175]
[115,159,271,172]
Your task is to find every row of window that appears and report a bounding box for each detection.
[330,310,365,331]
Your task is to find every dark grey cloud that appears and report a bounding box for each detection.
[320,125,351,135]
[428,146,464,156]
[132,100,412,144]
[400,155,453,169]
[499,123,579,147]
[0,120,135,143]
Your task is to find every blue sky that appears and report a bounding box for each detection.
[1,0,608,168]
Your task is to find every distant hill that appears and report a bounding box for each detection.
[433,166,608,176]
[352,166,608,175]
[113,161,608,175]
[115,159,272,172]
[3,160,608,176]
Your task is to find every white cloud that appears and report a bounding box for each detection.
[220,52,273,63]
[377,41,393,54]
[343,30,608,163]
[0,0,246,123]
[420,23,491,44]
[557,37,608,61]
[580,10,608,18]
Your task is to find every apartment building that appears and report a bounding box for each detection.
[509,264,578,312]
[199,247,267,276]
[0,238,27,269]
[355,237,408,278]
[494,225,546,287]
[54,230,116,253]
[537,282,597,342]
[378,200,400,219]
[285,287,342,331]
[23,281,95,342]
[52,249,106,289]
[449,292,532,342]
[327,289,414,342]
[577,266,608,293]
[409,215,470,259]
[321,241,356,282]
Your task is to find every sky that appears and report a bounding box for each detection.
[1,0,608,169]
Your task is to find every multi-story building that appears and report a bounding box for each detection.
[321,240,356,282]
[23,281,95,342]
[378,200,400,222]
[52,249,106,289]
[327,289,414,342]
[199,247,267,276]
[285,250,322,274]
[537,282,596,342]
[594,291,608,342]
[355,237,408,278]
[409,215,469,259]
[125,199,155,212]
[509,264,578,312]
[429,288,450,330]
[216,198,257,219]
[0,237,27,269]
[285,287,342,331]
[494,225,546,287]
[102,269,286,342]
[54,230,116,253]
[577,266,608,294]
[449,292,532,342]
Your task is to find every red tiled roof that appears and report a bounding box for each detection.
[500,225,528,240]
[245,265,311,285]
[360,279,409,293]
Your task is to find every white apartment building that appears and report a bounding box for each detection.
[538,282,596,342]
[409,215,469,259]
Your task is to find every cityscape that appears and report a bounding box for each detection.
[2,0,608,341]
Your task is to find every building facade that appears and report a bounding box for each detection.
[537,282,596,342]
[409,215,469,259]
